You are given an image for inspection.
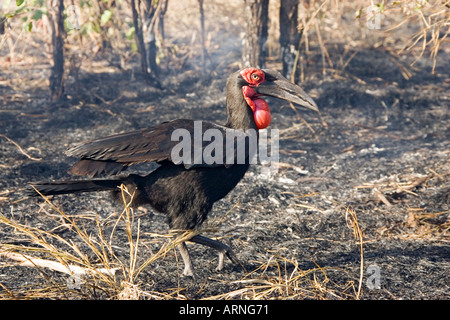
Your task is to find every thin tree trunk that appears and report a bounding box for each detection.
[142,0,162,77]
[279,0,300,80]
[242,0,269,68]
[47,0,65,102]
[198,0,207,73]
[158,0,169,40]
[146,32,158,76]
[0,15,5,35]
[131,0,150,79]
[157,0,169,71]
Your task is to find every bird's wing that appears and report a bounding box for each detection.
[66,119,255,177]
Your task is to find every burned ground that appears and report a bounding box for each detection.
[0,37,449,299]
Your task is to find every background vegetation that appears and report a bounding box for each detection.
[1,0,448,100]
[0,0,448,300]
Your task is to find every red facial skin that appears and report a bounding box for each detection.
[240,68,271,130]
[240,68,266,85]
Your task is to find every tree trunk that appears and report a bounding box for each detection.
[242,0,269,68]
[0,15,5,35]
[141,0,162,77]
[47,0,65,102]
[131,0,167,83]
[279,0,299,80]
[131,0,150,79]
[198,0,207,73]
[158,0,169,40]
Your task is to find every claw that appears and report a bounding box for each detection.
[177,235,242,276]
[190,235,242,270]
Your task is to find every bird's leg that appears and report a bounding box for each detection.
[177,242,195,277]
[189,235,241,271]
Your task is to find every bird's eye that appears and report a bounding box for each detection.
[251,74,260,81]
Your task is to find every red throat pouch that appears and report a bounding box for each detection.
[252,98,271,129]
[242,86,272,129]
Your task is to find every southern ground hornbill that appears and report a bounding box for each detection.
[28,68,318,277]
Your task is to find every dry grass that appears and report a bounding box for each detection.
[354,167,450,242]
[269,0,449,79]
[0,0,448,300]
[1,0,448,78]
[0,185,198,299]
[0,185,368,300]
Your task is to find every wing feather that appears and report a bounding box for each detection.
[66,119,255,177]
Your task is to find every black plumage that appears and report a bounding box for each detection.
[28,68,318,276]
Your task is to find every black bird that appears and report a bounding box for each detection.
[28,68,318,276]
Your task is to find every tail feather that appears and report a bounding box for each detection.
[27,179,123,197]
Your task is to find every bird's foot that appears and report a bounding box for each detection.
[216,251,225,271]
[183,265,195,278]
[190,235,242,271]
[178,242,195,277]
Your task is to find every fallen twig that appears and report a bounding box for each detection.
[0,248,118,277]
[345,207,364,300]
[0,134,41,161]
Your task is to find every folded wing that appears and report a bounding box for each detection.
[66,119,255,177]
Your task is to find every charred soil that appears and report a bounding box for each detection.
[0,40,449,299]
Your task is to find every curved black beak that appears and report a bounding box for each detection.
[256,69,319,113]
